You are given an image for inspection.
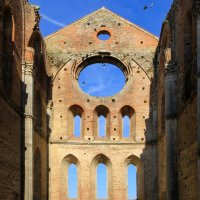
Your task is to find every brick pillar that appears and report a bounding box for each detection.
[164,63,178,200]
[23,63,35,200]
[80,160,91,200]
[112,159,125,200]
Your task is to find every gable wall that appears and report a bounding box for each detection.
[46,9,158,200]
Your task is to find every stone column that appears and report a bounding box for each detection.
[47,100,53,200]
[193,2,200,198]
[164,63,178,200]
[23,62,35,200]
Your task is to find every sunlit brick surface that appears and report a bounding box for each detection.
[46,8,158,200]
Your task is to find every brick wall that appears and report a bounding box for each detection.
[46,8,158,200]
[155,0,198,199]
[0,0,23,198]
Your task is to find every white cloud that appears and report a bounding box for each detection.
[41,13,65,27]
[86,77,116,95]
[86,79,105,95]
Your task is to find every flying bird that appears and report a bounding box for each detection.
[143,3,154,11]
[143,5,148,10]
[102,63,106,69]
[82,81,86,85]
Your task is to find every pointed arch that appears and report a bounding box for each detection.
[125,155,144,200]
[120,105,136,139]
[94,105,110,139]
[91,154,112,199]
[60,154,80,199]
[122,115,130,137]
[160,20,171,51]
[68,105,84,138]
[27,31,48,77]
[158,20,172,72]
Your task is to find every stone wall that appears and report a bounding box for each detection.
[154,0,199,199]
[0,0,199,199]
[0,0,24,198]
[24,3,49,199]
[46,8,158,200]
[0,0,49,199]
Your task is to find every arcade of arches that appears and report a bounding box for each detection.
[0,0,200,199]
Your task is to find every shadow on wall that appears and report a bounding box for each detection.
[139,74,158,199]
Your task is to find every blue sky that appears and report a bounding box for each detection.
[30,0,173,37]
[29,0,173,98]
[68,163,137,199]
[30,0,173,198]
[78,63,125,97]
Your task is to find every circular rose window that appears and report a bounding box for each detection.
[78,63,126,97]
[97,30,111,41]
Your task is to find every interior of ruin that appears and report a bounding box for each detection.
[0,0,199,199]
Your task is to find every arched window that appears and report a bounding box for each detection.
[30,34,42,69]
[120,106,136,139]
[68,164,78,199]
[97,163,108,199]
[28,32,46,89]
[91,154,112,199]
[94,105,110,138]
[74,115,81,137]
[128,164,137,199]
[123,115,130,138]
[125,155,144,200]
[98,115,106,137]
[2,7,14,93]
[68,105,84,138]
[61,155,79,199]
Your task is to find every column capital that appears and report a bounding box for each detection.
[22,62,35,76]
[193,0,200,18]
[165,63,177,76]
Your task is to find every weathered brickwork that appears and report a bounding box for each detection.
[0,1,49,199]
[46,9,157,79]
[46,8,158,200]
[154,0,199,199]
[0,0,200,199]
[0,0,24,198]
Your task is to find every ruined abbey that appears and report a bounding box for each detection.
[0,0,200,199]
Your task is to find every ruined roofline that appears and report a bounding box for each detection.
[45,7,159,41]
[157,0,176,47]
